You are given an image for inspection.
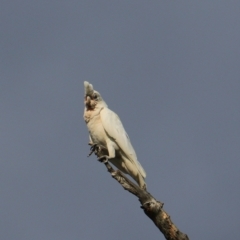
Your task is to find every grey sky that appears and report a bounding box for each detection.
[1,1,240,239]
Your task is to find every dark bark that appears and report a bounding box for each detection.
[88,143,189,240]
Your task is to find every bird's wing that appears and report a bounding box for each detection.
[100,107,146,178]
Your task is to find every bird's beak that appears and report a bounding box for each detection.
[84,81,94,108]
[85,96,91,107]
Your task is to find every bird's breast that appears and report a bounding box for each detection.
[87,113,108,147]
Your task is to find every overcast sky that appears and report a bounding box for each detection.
[1,1,240,239]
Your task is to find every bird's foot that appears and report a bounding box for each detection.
[88,143,100,157]
[141,183,147,191]
[98,155,109,163]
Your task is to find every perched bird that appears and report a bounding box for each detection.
[83,81,146,189]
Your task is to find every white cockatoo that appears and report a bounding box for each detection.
[83,81,146,189]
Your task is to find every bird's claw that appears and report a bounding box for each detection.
[88,143,99,157]
[98,155,109,163]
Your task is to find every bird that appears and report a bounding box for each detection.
[83,81,146,189]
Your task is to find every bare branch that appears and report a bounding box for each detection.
[89,143,189,240]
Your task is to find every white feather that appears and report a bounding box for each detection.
[100,108,146,178]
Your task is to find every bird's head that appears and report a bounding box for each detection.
[84,81,106,110]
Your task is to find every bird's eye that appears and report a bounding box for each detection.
[93,94,98,99]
